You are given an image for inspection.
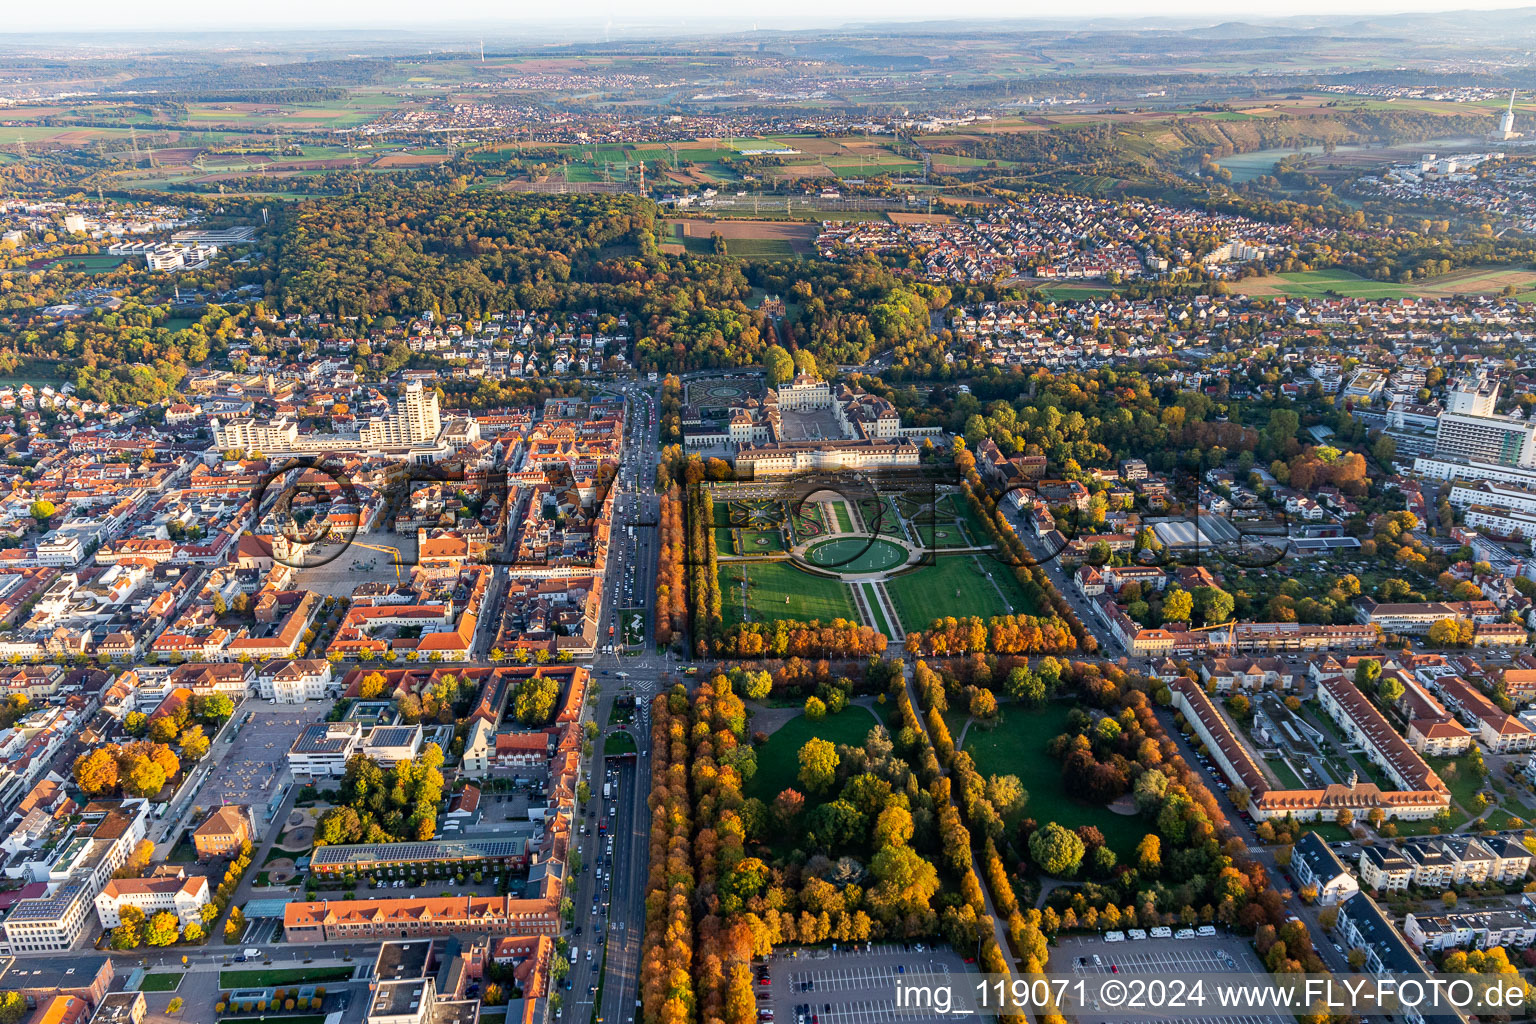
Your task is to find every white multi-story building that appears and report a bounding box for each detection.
[212,416,301,452]
[94,872,210,929]
[361,380,441,448]
[1,801,149,953]
[1434,410,1536,467]
[287,722,363,780]
[1464,504,1536,542]
[259,660,334,704]
[1447,374,1500,416]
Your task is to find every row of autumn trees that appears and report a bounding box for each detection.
[656,486,687,647]
[641,680,751,1024]
[641,672,1026,1024]
[905,614,1077,658]
[685,486,724,656]
[956,473,1097,653]
[897,667,1051,984]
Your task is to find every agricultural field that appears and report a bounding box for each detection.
[885,554,1041,633]
[719,560,858,626]
[663,219,818,258]
[1236,265,1536,300]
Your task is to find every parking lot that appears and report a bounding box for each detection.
[1054,934,1283,1024]
[765,944,973,1024]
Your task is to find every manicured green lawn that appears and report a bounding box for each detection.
[140,972,183,992]
[859,497,907,537]
[1428,754,1493,820]
[219,1016,328,1024]
[804,537,908,573]
[219,966,355,988]
[741,529,786,554]
[604,731,637,755]
[937,492,993,544]
[914,520,973,549]
[744,708,882,805]
[617,608,646,645]
[960,703,1142,856]
[865,584,894,638]
[886,555,1041,633]
[832,501,854,533]
[1266,757,1304,789]
[719,561,858,626]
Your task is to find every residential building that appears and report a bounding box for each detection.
[1359,845,1414,892]
[283,895,561,942]
[1171,677,1449,822]
[1,804,149,953]
[1405,908,1536,952]
[0,955,112,1010]
[1290,831,1359,905]
[1435,676,1536,753]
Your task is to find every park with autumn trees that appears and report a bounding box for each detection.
[636,648,1356,1024]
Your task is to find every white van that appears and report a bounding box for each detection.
[1175,929,1196,940]
[1150,927,1172,939]
[1197,925,1217,937]
[1105,932,1126,943]
[1127,929,1148,941]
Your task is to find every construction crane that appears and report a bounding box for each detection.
[349,541,405,583]
[1189,619,1238,655]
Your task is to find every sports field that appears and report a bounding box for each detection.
[886,555,1041,633]
[720,561,858,626]
[803,536,909,574]
[1236,266,1536,300]
[35,254,125,274]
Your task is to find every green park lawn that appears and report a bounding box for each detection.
[885,555,1041,633]
[744,708,882,805]
[719,561,858,626]
[219,966,355,988]
[960,703,1142,856]
[832,501,854,533]
[804,536,908,573]
[139,973,183,992]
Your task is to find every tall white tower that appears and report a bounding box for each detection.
[1497,91,1522,140]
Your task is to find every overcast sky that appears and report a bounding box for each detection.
[9,0,1536,33]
